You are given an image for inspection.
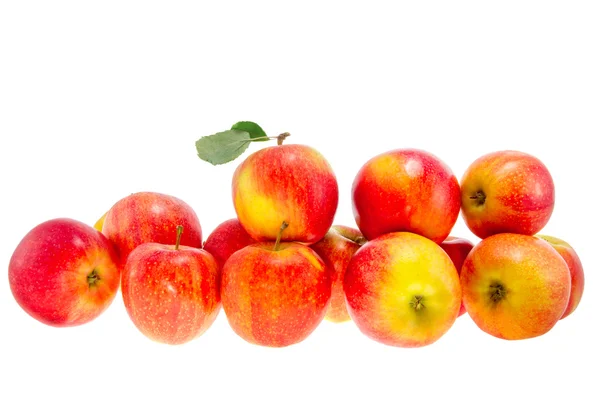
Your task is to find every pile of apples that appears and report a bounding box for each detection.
[8,141,584,348]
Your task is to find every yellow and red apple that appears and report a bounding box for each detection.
[461,233,570,340]
[122,226,221,345]
[351,148,460,243]
[203,218,256,270]
[344,232,461,347]
[102,191,202,267]
[536,234,584,319]
[310,225,366,323]
[221,225,332,347]
[232,144,338,244]
[9,218,120,327]
[460,150,555,239]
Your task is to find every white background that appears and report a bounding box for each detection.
[1,1,599,399]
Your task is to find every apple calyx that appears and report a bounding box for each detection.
[409,295,426,312]
[273,221,290,251]
[87,269,100,288]
[175,225,184,250]
[489,281,507,304]
[469,190,487,206]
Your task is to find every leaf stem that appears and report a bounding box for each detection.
[242,132,291,144]
[273,221,289,251]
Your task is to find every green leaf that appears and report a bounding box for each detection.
[231,121,269,141]
[195,130,252,165]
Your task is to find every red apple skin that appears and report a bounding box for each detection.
[461,233,570,340]
[8,218,120,327]
[203,218,256,270]
[122,242,221,345]
[102,192,202,267]
[351,148,461,243]
[460,150,555,239]
[232,144,339,244]
[221,242,332,347]
[440,236,475,317]
[536,235,584,319]
[310,225,366,323]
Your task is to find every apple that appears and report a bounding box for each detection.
[94,212,107,231]
[536,234,584,319]
[221,222,332,347]
[461,233,570,340]
[8,218,120,327]
[102,191,202,267]
[439,235,475,317]
[351,148,460,243]
[232,143,338,244]
[310,225,366,323]
[460,150,555,239]
[203,218,256,270]
[344,231,461,348]
[122,226,221,345]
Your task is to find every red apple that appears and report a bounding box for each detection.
[310,225,366,323]
[351,148,460,243]
[461,233,570,340]
[536,234,584,319]
[221,222,332,347]
[232,144,339,244]
[9,218,120,327]
[439,236,475,317]
[203,218,256,270]
[122,226,221,345]
[460,150,555,239]
[344,232,461,347]
[102,191,202,267]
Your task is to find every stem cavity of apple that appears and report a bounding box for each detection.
[470,190,486,206]
[489,281,507,304]
[175,225,184,250]
[87,269,100,288]
[410,295,426,312]
[273,221,289,251]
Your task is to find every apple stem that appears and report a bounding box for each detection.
[273,221,289,251]
[175,225,184,250]
[244,133,291,145]
[276,132,290,145]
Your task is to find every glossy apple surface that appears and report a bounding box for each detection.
[9,218,120,327]
[203,218,256,270]
[351,148,460,243]
[439,236,475,317]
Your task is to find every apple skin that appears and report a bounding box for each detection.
[310,225,366,323]
[344,232,461,348]
[221,242,332,347]
[102,192,202,267]
[460,150,555,239]
[461,233,570,340]
[8,218,120,327]
[232,144,339,244]
[536,234,584,319]
[203,218,256,270]
[351,148,460,243]
[122,241,221,345]
[439,236,475,317]
[94,212,107,231]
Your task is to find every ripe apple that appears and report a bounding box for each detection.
[232,144,338,244]
[122,226,221,345]
[461,233,570,340]
[310,225,366,323]
[8,218,120,327]
[203,218,256,270]
[344,231,461,348]
[94,212,107,231]
[536,234,584,319]
[460,150,555,239]
[351,148,460,243]
[102,191,202,267]
[439,235,475,317]
[221,222,332,347]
